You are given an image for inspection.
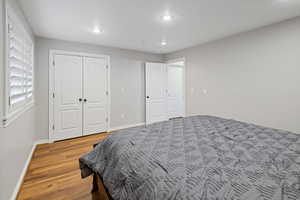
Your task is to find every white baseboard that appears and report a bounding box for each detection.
[34,139,49,145]
[9,123,147,200]
[9,124,145,200]
[9,123,142,199]
[10,139,49,200]
[10,143,36,200]
[10,123,147,199]
[109,122,145,132]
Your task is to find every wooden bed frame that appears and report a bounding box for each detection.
[91,143,113,200]
[92,173,113,200]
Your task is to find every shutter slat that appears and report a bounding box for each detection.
[10,69,24,77]
[10,92,27,99]
[10,65,26,73]
[9,54,23,63]
[11,90,25,96]
[10,45,23,57]
[10,75,25,81]
[9,56,25,66]
[7,10,34,111]
[10,85,24,90]
[11,96,26,105]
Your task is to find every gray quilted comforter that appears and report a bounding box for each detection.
[79,115,300,200]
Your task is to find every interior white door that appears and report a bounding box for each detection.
[145,62,168,124]
[83,57,108,135]
[53,55,83,141]
[167,65,184,118]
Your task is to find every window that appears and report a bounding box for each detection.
[3,6,34,126]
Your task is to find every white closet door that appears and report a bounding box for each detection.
[54,55,83,141]
[145,62,168,124]
[167,66,184,118]
[83,57,108,135]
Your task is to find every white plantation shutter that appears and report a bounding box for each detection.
[4,7,34,124]
[8,16,26,107]
[24,35,34,100]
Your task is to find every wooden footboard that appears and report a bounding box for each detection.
[91,143,113,200]
[92,173,113,200]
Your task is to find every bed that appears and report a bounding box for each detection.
[79,115,300,200]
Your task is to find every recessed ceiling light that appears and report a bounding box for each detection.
[93,27,103,34]
[161,41,167,46]
[162,14,172,21]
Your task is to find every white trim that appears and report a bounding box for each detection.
[48,49,111,142]
[3,102,34,127]
[166,57,186,117]
[166,57,186,64]
[10,143,36,200]
[48,50,54,142]
[3,3,9,126]
[9,122,142,200]
[49,50,109,60]
[106,56,111,132]
[9,139,49,200]
[109,122,145,132]
[34,139,49,145]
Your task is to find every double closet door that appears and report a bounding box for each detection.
[52,54,109,141]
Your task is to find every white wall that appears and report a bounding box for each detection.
[165,17,300,134]
[35,37,163,140]
[1,3,300,198]
[0,0,36,200]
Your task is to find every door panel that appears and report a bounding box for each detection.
[167,66,184,118]
[146,62,168,124]
[54,55,83,141]
[83,57,108,135]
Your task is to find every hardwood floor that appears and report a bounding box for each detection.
[17,133,109,200]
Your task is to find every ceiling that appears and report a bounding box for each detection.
[19,0,300,54]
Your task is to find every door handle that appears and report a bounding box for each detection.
[84,99,87,102]
[146,96,149,99]
[79,98,82,102]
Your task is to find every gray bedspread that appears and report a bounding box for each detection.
[79,115,300,200]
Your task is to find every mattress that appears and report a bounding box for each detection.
[79,115,300,200]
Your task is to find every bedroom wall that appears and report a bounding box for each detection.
[35,37,163,140]
[0,0,36,200]
[165,16,300,134]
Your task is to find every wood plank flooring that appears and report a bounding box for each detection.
[17,133,109,200]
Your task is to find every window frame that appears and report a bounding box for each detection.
[3,5,35,127]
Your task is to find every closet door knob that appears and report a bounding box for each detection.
[79,98,82,102]
[84,99,87,102]
[146,96,150,99]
